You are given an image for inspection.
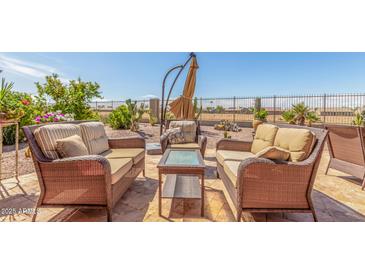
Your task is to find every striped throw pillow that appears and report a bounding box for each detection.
[34,124,82,160]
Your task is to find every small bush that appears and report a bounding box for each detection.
[108,105,131,129]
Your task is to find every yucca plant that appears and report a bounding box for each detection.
[306,111,320,127]
[352,112,364,126]
[281,110,296,124]
[126,99,145,131]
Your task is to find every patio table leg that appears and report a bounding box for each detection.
[158,172,162,216]
[201,173,204,217]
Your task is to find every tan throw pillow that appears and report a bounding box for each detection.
[274,128,316,162]
[251,124,279,154]
[167,128,185,144]
[56,135,89,158]
[256,146,290,161]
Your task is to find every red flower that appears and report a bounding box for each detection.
[21,99,30,106]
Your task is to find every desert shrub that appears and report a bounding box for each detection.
[108,105,131,129]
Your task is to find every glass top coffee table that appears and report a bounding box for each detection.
[157,149,206,217]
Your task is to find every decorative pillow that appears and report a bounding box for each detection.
[167,127,185,144]
[274,128,316,162]
[256,146,290,161]
[34,124,82,160]
[169,121,197,143]
[79,122,109,155]
[251,124,279,154]
[56,135,89,158]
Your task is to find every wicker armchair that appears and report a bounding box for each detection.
[160,120,207,157]
[216,124,328,222]
[23,121,145,222]
[325,124,365,190]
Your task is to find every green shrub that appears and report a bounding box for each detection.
[35,74,102,120]
[108,105,131,129]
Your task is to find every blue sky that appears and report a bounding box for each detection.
[1,52,365,100]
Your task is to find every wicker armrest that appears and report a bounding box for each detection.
[198,135,207,156]
[39,155,112,179]
[236,157,313,208]
[108,136,145,149]
[216,139,252,152]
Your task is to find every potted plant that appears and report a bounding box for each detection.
[0,78,24,122]
[352,112,364,126]
[251,107,268,131]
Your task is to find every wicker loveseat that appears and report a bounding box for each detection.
[160,120,207,157]
[216,123,328,222]
[23,121,145,221]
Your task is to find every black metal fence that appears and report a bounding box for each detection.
[91,93,365,125]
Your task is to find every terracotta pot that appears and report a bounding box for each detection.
[252,119,264,131]
[0,112,7,121]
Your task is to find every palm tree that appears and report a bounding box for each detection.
[281,110,295,124]
[306,111,320,127]
[292,102,310,125]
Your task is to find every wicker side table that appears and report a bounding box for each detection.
[0,119,21,195]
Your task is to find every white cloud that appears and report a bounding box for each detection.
[0,54,69,82]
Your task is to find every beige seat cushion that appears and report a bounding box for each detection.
[108,158,133,184]
[169,121,197,143]
[168,143,200,150]
[34,124,82,160]
[101,148,144,164]
[56,135,89,158]
[256,146,290,161]
[251,124,279,154]
[223,160,241,187]
[274,128,316,162]
[216,150,255,165]
[80,122,109,155]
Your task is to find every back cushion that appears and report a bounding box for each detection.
[169,121,197,143]
[251,124,279,154]
[274,128,316,162]
[34,124,82,160]
[80,122,109,155]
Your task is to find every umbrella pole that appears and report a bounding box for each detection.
[160,53,196,135]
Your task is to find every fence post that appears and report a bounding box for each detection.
[233,96,236,123]
[111,100,114,110]
[200,97,203,121]
[323,93,327,125]
[273,95,276,124]
[95,101,98,111]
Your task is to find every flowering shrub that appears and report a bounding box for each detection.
[34,111,74,124]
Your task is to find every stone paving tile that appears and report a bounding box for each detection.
[1,148,365,222]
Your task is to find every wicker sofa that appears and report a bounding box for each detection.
[216,123,328,222]
[325,124,365,190]
[160,120,207,157]
[23,121,145,222]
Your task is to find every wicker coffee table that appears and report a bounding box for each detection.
[157,149,205,217]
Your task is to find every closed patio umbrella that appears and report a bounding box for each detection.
[169,56,199,119]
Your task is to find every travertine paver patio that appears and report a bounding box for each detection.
[1,148,365,222]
